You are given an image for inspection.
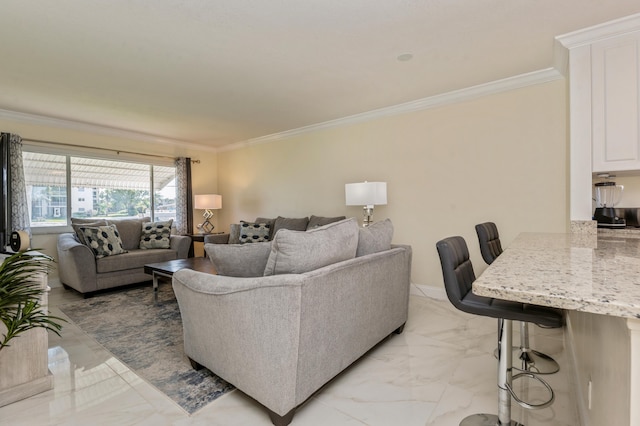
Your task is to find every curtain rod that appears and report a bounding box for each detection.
[22,138,201,163]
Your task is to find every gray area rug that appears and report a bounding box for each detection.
[59,283,235,414]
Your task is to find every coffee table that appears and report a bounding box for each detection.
[144,257,217,292]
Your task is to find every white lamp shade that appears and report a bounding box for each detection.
[194,194,222,210]
[345,182,387,206]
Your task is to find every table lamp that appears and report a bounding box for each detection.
[345,182,387,227]
[194,194,222,233]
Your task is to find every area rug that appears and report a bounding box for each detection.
[59,284,235,414]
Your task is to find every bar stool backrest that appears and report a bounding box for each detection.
[436,236,477,312]
[475,222,503,265]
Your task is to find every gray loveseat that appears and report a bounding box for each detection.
[172,218,412,425]
[57,217,190,296]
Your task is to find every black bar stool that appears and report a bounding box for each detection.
[437,236,563,426]
[475,222,561,375]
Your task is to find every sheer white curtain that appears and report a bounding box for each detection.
[174,157,193,235]
[7,133,30,235]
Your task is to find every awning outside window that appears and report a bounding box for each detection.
[23,152,175,191]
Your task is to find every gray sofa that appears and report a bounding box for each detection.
[57,217,190,296]
[172,218,412,425]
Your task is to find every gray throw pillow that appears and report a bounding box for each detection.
[80,225,128,259]
[356,219,394,257]
[228,223,241,244]
[205,242,272,277]
[263,217,359,276]
[272,216,309,239]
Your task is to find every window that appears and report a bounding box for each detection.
[22,150,176,229]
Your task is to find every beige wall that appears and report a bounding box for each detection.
[0,118,219,280]
[218,79,569,289]
[0,79,569,288]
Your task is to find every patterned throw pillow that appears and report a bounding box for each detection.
[71,219,107,245]
[139,219,173,249]
[80,225,128,259]
[239,221,271,243]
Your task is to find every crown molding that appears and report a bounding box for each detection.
[556,12,640,49]
[0,108,219,154]
[1,67,563,155]
[220,67,563,152]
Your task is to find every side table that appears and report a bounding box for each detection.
[185,233,227,257]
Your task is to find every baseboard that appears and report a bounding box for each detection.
[411,283,447,300]
[0,372,53,408]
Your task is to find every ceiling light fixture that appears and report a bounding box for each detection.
[397,53,414,62]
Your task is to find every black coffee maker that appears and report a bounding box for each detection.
[594,175,626,228]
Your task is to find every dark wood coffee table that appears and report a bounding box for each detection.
[144,257,217,292]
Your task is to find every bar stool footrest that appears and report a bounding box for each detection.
[506,372,555,410]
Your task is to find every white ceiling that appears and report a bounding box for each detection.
[2,1,640,149]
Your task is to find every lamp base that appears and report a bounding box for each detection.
[197,209,216,234]
[197,220,215,234]
[362,206,374,227]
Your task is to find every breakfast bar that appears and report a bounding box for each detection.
[473,231,640,425]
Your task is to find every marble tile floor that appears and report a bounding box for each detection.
[0,286,578,425]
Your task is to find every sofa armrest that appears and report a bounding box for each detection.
[172,269,305,415]
[203,233,230,244]
[170,235,191,259]
[56,233,98,293]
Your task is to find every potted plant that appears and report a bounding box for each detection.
[0,250,65,352]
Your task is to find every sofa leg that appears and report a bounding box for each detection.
[267,408,295,426]
[188,357,204,370]
[394,322,406,334]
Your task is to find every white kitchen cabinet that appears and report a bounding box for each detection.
[558,13,640,221]
[591,30,640,173]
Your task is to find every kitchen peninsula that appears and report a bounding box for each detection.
[473,230,640,426]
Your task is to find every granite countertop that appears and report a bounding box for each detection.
[473,231,640,319]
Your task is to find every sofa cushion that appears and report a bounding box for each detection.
[96,248,177,274]
[228,223,241,244]
[239,221,271,243]
[80,225,128,259]
[272,216,309,239]
[71,218,108,245]
[107,217,151,250]
[140,219,173,249]
[205,242,272,277]
[264,217,359,276]
[356,219,394,257]
[307,215,347,230]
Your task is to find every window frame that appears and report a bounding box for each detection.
[22,142,176,235]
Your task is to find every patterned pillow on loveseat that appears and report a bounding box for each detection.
[80,225,128,258]
[140,219,173,249]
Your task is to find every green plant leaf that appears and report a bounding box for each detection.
[0,250,66,351]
